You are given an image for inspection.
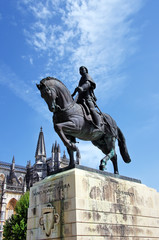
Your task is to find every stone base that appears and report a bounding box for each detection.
[27,165,159,239]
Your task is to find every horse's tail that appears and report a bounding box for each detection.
[117,127,131,163]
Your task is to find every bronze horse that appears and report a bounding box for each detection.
[37,77,131,174]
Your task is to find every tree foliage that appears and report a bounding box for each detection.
[3,191,29,240]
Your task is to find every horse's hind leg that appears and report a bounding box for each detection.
[99,153,110,171]
[111,153,119,174]
[99,151,119,174]
[67,147,74,167]
[95,136,119,174]
[108,137,119,174]
[99,161,105,170]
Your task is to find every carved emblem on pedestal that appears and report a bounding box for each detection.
[39,203,60,237]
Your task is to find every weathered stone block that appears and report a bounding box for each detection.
[27,165,159,239]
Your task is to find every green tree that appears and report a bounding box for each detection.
[3,191,29,240]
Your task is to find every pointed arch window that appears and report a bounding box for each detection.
[6,198,17,219]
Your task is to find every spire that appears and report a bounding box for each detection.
[35,127,46,161]
[55,141,57,152]
[63,150,66,159]
[57,144,61,153]
[27,160,31,168]
[12,156,15,163]
[11,156,15,170]
[52,144,55,153]
[9,156,19,184]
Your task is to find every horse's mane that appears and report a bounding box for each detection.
[41,76,67,89]
[40,76,72,97]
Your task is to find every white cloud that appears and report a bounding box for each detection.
[18,0,144,103]
[29,3,53,19]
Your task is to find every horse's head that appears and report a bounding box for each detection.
[37,77,57,113]
[37,76,74,113]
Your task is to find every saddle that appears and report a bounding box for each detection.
[80,102,117,137]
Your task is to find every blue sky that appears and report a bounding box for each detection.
[0,0,159,191]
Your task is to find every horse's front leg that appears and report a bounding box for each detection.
[99,136,119,174]
[54,121,78,151]
[66,135,77,167]
[67,147,74,166]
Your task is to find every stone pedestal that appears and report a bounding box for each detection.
[27,165,159,239]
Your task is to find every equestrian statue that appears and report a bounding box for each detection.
[36,66,131,174]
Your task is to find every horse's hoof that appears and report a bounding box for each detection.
[114,171,119,175]
[99,165,104,171]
